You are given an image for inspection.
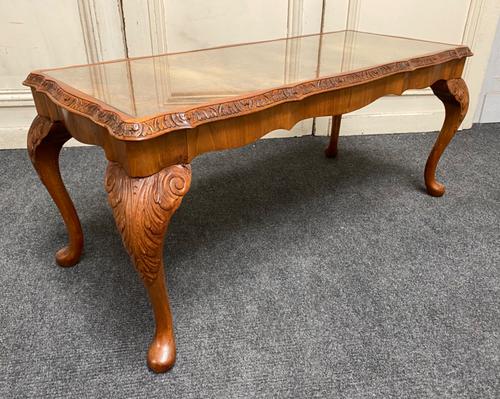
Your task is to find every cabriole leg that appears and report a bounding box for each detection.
[425,78,469,197]
[27,115,83,266]
[325,115,342,158]
[105,161,192,373]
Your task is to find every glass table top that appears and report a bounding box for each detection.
[38,30,467,119]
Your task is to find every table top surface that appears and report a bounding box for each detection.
[24,30,471,140]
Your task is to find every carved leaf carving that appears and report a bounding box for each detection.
[23,47,472,140]
[105,162,192,283]
[432,78,469,122]
[27,116,52,164]
[447,79,470,121]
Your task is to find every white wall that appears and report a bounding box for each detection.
[0,1,86,148]
[0,0,498,148]
[0,0,127,148]
[476,19,500,123]
[316,0,499,136]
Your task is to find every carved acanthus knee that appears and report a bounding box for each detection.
[431,79,469,121]
[105,162,192,373]
[105,162,192,283]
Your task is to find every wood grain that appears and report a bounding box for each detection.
[27,116,83,266]
[425,78,470,196]
[105,161,191,372]
[25,36,473,373]
[23,47,472,141]
[325,115,342,158]
[28,58,469,178]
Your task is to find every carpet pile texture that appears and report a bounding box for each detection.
[0,124,499,398]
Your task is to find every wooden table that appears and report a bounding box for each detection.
[24,30,472,373]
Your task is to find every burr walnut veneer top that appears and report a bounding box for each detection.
[23,30,472,141]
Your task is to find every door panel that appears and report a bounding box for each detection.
[0,0,126,147]
[323,0,350,32]
[0,1,87,90]
[356,0,470,43]
[316,0,492,136]
[1,0,498,148]
[122,0,324,138]
[123,0,291,56]
[477,19,500,123]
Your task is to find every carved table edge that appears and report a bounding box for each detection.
[23,47,472,142]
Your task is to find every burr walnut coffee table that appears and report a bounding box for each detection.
[23,30,472,373]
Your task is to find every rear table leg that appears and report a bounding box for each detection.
[425,78,469,197]
[325,115,342,158]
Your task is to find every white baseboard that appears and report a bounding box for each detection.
[478,92,500,123]
[0,127,29,149]
[266,111,471,139]
[314,112,455,137]
[0,127,88,149]
[0,104,91,149]
[0,112,472,149]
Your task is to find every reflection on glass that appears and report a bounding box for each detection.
[44,31,458,118]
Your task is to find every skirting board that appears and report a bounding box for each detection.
[477,93,500,123]
[313,111,472,137]
[0,127,88,149]
[1,109,470,148]
[266,111,470,138]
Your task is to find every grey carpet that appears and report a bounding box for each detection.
[0,124,499,398]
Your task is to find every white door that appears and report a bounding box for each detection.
[1,0,498,148]
[316,0,500,136]
[0,0,126,148]
[121,0,499,137]
[121,0,330,138]
[476,19,500,123]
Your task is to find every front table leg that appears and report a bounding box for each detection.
[425,78,469,197]
[104,161,192,373]
[27,116,83,266]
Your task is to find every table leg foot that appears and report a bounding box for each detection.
[105,161,192,373]
[324,115,342,158]
[27,116,83,267]
[146,266,177,373]
[425,79,469,197]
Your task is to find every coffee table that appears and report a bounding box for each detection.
[23,30,472,373]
